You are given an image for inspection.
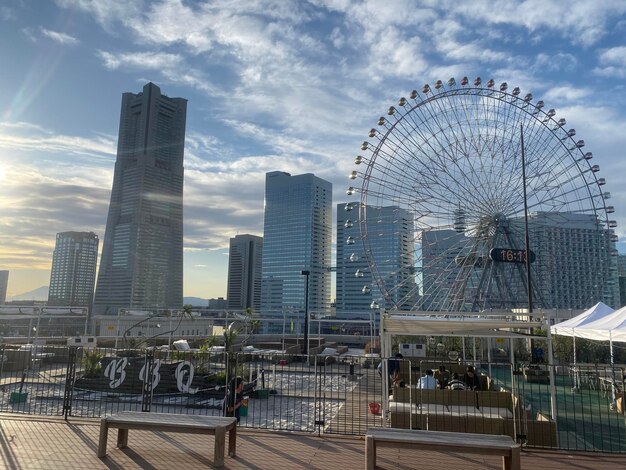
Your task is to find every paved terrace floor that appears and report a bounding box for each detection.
[0,414,623,469]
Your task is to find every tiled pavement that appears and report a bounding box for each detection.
[0,414,623,469]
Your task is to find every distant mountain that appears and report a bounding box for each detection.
[10,285,49,301]
[183,296,208,306]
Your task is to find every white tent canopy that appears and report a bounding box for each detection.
[572,305,626,342]
[549,302,615,391]
[552,303,625,404]
[550,302,615,338]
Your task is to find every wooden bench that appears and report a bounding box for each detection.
[365,428,520,470]
[97,412,237,468]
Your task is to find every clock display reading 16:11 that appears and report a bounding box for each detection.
[489,248,536,264]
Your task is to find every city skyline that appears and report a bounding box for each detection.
[1,1,626,299]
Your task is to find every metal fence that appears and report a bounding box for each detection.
[0,345,624,452]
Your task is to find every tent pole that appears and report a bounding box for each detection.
[572,332,578,391]
[381,328,392,422]
[472,337,477,363]
[510,337,515,371]
[487,338,492,378]
[546,317,559,446]
[610,332,616,409]
[462,337,466,362]
[510,338,517,441]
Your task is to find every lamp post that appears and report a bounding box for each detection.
[301,270,310,355]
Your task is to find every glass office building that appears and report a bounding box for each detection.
[227,234,263,311]
[261,172,332,321]
[94,83,187,314]
[336,204,414,318]
[48,231,99,307]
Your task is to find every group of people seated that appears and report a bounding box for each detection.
[380,354,482,391]
[416,365,481,390]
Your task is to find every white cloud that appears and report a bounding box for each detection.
[98,50,182,70]
[543,86,592,103]
[98,50,220,94]
[54,0,143,28]
[0,5,18,21]
[21,27,37,42]
[594,46,626,78]
[0,121,115,158]
[535,53,578,72]
[450,0,626,46]
[40,27,79,45]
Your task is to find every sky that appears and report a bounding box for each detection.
[1,0,626,300]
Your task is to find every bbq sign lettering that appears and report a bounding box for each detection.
[83,356,203,394]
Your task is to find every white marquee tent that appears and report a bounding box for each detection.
[572,305,626,342]
[552,303,625,403]
[550,301,615,389]
[550,302,615,338]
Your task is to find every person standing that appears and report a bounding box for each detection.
[378,353,404,392]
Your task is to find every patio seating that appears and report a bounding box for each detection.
[97,412,237,467]
[365,427,520,470]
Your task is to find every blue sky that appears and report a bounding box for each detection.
[1,0,626,299]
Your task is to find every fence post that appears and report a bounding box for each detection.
[62,346,78,420]
[141,349,155,412]
[0,344,5,379]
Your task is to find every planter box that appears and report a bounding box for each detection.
[9,391,28,404]
[254,389,270,399]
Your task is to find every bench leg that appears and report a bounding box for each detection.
[228,424,237,457]
[365,435,375,470]
[117,428,129,449]
[214,428,226,468]
[97,419,108,458]
[503,447,521,470]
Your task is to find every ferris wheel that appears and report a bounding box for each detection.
[346,76,618,313]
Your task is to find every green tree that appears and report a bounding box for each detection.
[83,350,104,378]
[223,323,240,387]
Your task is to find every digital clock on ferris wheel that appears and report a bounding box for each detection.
[489,248,536,264]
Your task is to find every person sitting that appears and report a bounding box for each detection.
[435,365,450,389]
[224,376,245,423]
[447,372,467,390]
[463,365,481,390]
[417,369,437,389]
[378,353,404,393]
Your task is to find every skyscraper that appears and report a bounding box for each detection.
[261,172,332,318]
[336,204,414,318]
[227,234,263,311]
[94,83,187,315]
[0,270,8,304]
[48,232,98,306]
